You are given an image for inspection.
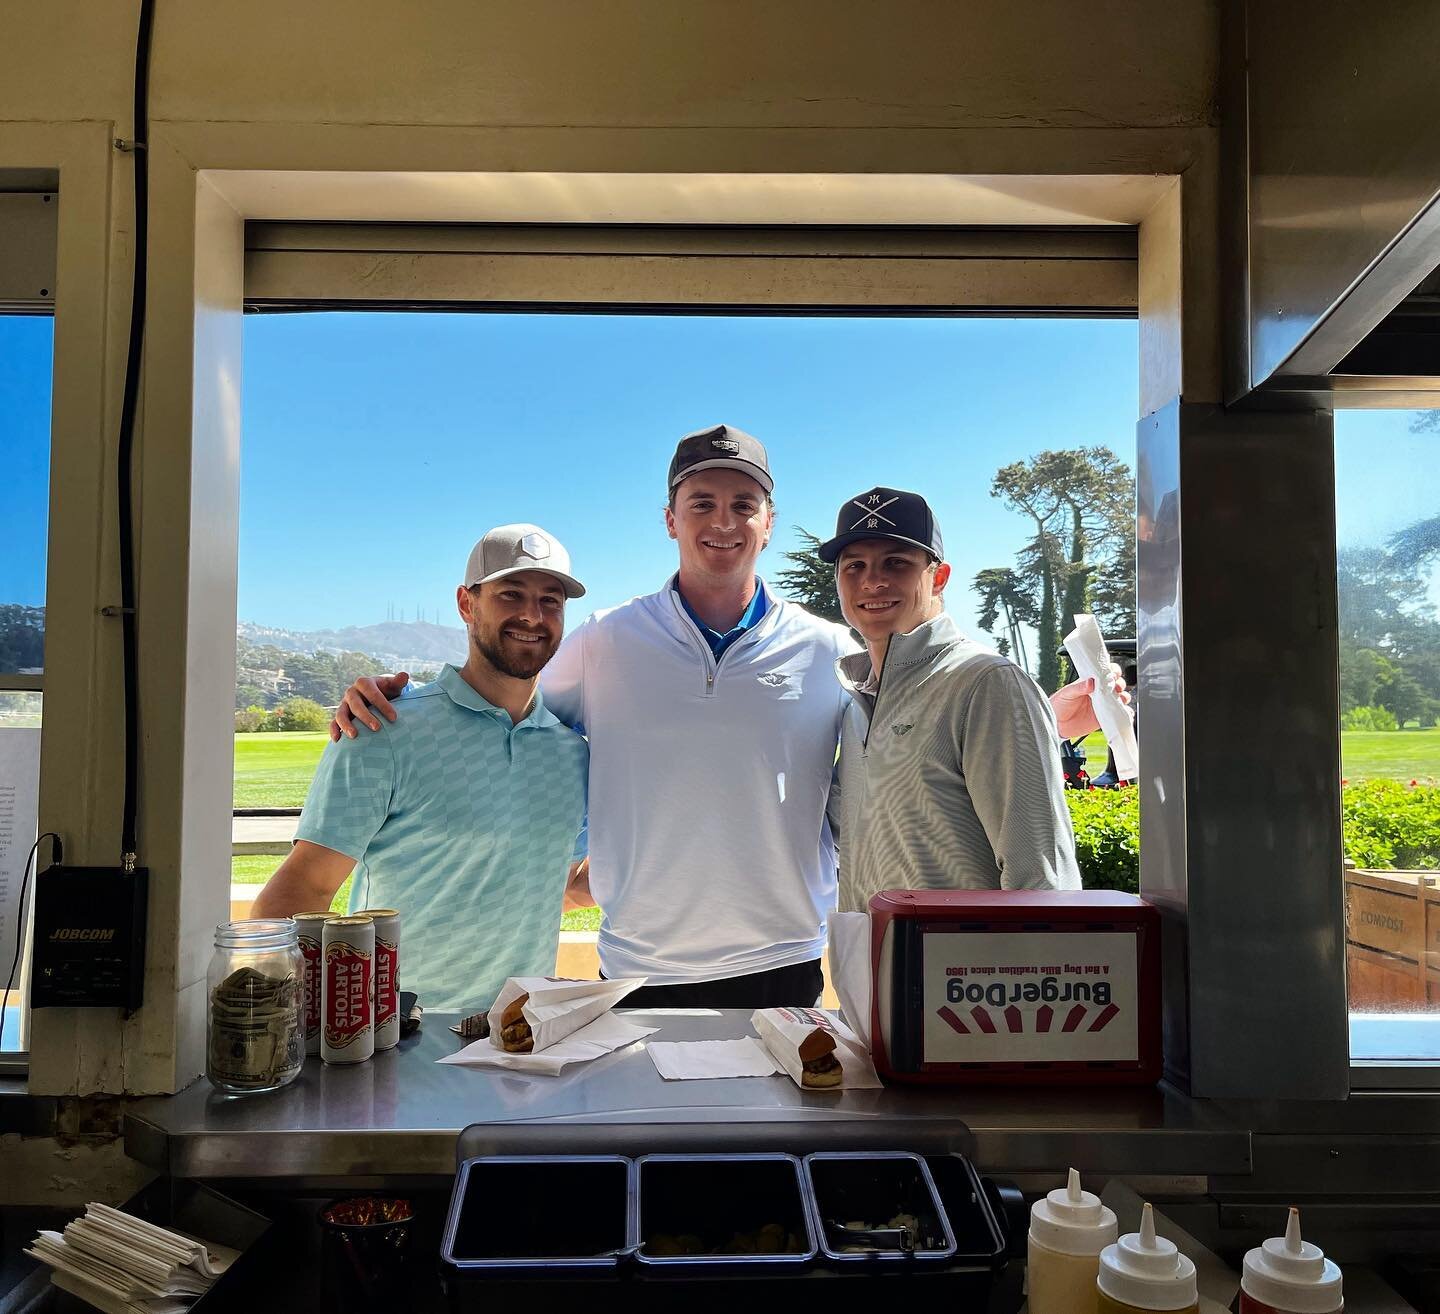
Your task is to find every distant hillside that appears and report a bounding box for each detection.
[238,619,467,671]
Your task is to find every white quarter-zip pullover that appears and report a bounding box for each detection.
[541,578,858,984]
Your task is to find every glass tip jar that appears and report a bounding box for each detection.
[207,918,305,1095]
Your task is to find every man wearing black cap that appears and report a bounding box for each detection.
[334,425,857,1008]
[820,487,1082,910]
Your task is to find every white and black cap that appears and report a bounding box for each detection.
[463,523,586,598]
[667,424,774,495]
[818,486,944,563]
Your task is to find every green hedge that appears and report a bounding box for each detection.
[1065,780,1440,889]
[1066,787,1140,893]
[1342,779,1440,869]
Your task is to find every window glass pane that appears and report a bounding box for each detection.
[0,691,41,1056]
[0,315,53,675]
[1336,410,1440,1060]
[236,313,1139,963]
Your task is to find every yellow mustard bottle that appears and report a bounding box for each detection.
[1028,1168,1119,1314]
[1096,1203,1199,1314]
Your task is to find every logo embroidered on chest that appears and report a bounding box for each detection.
[757,672,790,688]
[891,722,914,736]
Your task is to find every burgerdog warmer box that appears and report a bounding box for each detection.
[869,889,1161,1085]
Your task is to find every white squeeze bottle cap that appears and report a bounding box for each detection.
[1030,1168,1118,1255]
[1098,1203,1199,1311]
[1242,1208,1343,1314]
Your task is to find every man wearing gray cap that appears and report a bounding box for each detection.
[336,427,857,1008]
[252,524,589,1011]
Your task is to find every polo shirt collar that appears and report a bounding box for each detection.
[673,576,769,656]
[438,663,560,729]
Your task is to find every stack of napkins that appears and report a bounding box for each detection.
[26,1202,239,1314]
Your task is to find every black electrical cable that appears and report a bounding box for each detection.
[116,0,156,867]
[0,832,61,1052]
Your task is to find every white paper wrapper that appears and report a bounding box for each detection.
[826,911,874,1051]
[1063,613,1139,780]
[438,1013,657,1076]
[647,1038,781,1081]
[751,1006,882,1091]
[486,975,645,1054]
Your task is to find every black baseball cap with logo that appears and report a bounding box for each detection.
[667,424,774,495]
[818,486,945,563]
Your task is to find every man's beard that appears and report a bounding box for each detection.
[471,622,557,679]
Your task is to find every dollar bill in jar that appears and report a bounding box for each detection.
[323,916,375,1064]
[206,917,305,1096]
[355,907,401,1051]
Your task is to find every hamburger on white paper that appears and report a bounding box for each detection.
[752,1006,882,1091]
[486,976,644,1054]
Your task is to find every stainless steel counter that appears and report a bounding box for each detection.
[125,1009,1249,1181]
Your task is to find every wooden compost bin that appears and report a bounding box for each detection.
[1344,866,1440,1009]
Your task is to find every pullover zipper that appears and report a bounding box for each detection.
[862,641,893,753]
[672,591,767,697]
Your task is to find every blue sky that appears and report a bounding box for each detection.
[2,310,1437,655]
[236,311,1144,638]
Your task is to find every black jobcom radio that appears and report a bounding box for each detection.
[31,865,148,1011]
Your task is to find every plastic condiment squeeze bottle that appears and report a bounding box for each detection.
[1239,1208,1343,1314]
[1096,1203,1198,1314]
[1027,1168,1119,1314]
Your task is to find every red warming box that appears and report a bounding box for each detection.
[869,889,1161,1086]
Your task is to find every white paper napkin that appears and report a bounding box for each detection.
[438,1012,656,1076]
[826,911,874,1050]
[1063,613,1139,780]
[647,1038,782,1080]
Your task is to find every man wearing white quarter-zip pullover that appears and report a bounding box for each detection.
[538,427,856,1005]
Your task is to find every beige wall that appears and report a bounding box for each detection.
[6,1,1216,130]
[1,0,1219,1196]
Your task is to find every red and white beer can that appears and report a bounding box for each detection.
[322,915,375,1064]
[355,907,401,1051]
[292,912,330,1056]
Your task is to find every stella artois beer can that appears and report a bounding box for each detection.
[322,916,375,1064]
[292,912,331,1056]
[355,908,401,1051]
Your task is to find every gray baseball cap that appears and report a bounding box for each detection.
[667,424,773,495]
[462,523,585,598]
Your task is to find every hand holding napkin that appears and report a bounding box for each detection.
[1063,613,1138,780]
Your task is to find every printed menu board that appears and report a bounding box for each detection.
[0,728,41,1013]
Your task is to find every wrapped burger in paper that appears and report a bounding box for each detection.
[487,976,645,1054]
[752,1006,882,1092]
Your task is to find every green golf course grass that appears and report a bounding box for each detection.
[233,732,333,808]
[230,849,603,929]
[236,726,1440,809]
[232,727,1438,922]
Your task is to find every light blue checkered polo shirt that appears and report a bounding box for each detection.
[295,664,588,1011]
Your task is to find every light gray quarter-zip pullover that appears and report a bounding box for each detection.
[831,611,1081,912]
